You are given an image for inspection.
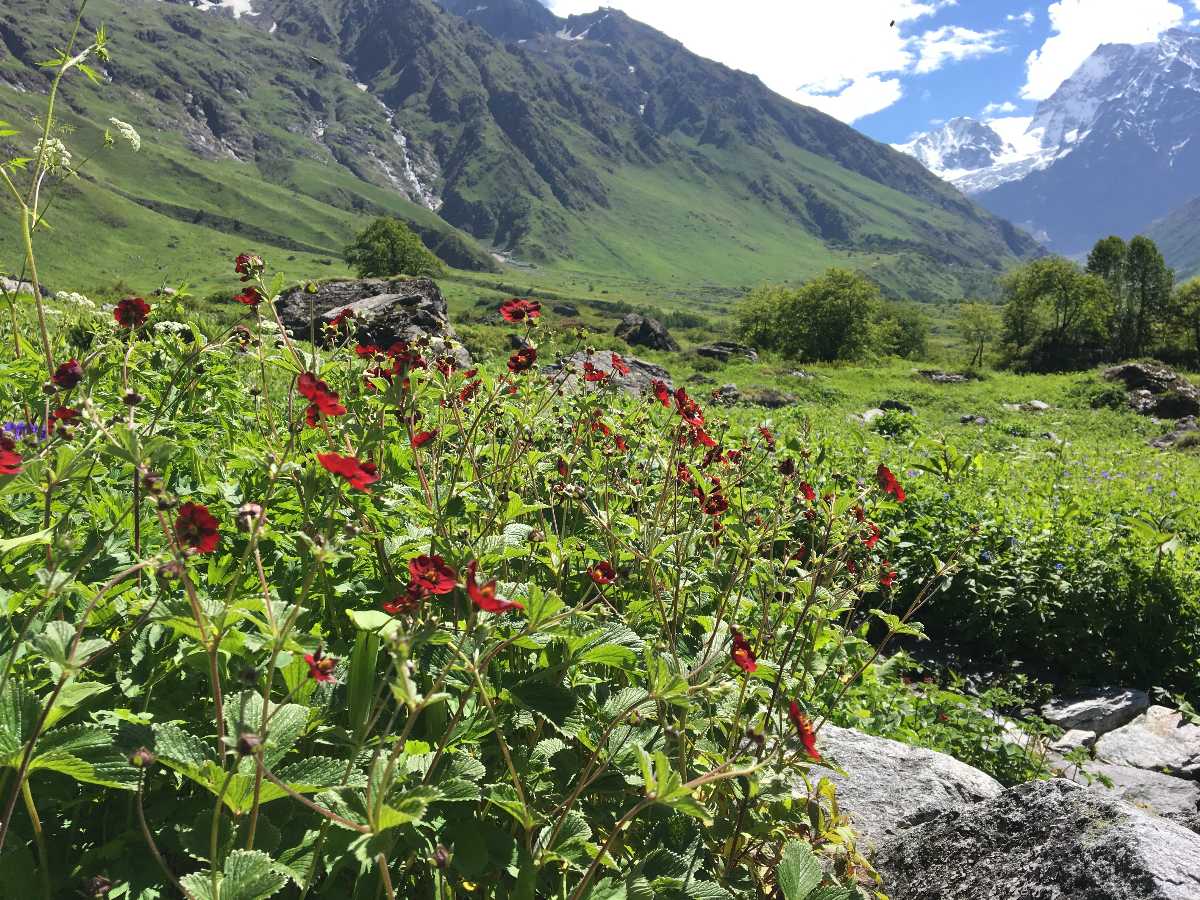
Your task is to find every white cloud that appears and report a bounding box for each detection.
[1006,10,1036,26]
[541,1,982,122]
[912,26,1006,74]
[1022,0,1186,99]
[981,100,1018,115]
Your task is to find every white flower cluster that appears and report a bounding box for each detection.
[107,118,141,152]
[257,319,293,336]
[35,137,72,173]
[55,290,96,311]
[154,320,191,335]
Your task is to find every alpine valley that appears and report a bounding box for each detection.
[897,28,1200,279]
[0,0,1039,299]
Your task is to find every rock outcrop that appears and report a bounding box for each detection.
[1105,363,1200,419]
[1094,705,1200,778]
[277,277,469,366]
[1042,688,1150,735]
[874,779,1200,900]
[614,314,678,352]
[694,341,758,363]
[815,725,1002,850]
[542,350,672,399]
[1151,416,1199,449]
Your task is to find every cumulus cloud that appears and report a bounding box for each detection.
[541,0,985,122]
[981,100,1019,115]
[1022,0,1186,99]
[1007,10,1036,26]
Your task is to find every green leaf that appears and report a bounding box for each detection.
[0,528,52,555]
[868,609,926,640]
[777,840,822,900]
[374,785,440,832]
[0,682,39,754]
[181,849,288,900]
[18,724,137,789]
[487,784,536,830]
[584,879,627,900]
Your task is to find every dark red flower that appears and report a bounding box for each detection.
[651,379,671,408]
[458,380,482,405]
[730,631,757,674]
[864,522,882,550]
[582,361,609,383]
[51,359,84,390]
[789,702,821,761]
[305,649,337,683]
[677,462,694,483]
[702,491,729,517]
[317,453,379,492]
[0,449,22,476]
[779,458,796,478]
[49,407,79,432]
[557,458,570,479]
[235,253,264,281]
[175,502,220,554]
[355,343,380,357]
[610,353,631,376]
[588,562,617,585]
[384,584,424,616]
[613,435,628,454]
[674,388,705,426]
[114,297,151,329]
[876,464,906,503]
[233,288,262,307]
[411,430,438,449]
[880,562,896,588]
[590,416,612,438]
[466,561,524,613]
[759,426,776,451]
[297,372,346,422]
[385,341,428,370]
[499,298,541,323]
[799,482,816,502]
[508,346,537,374]
[409,555,458,596]
[328,307,355,329]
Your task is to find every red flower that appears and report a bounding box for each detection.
[499,298,541,322]
[317,453,379,492]
[702,491,729,517]
[880,562,896,588]
[384,584,424,616]
[458,380,482,405]
[233,288,262,306]
[677,462,694,483]
[799,482,816,502]
[651,379,671,407]
[329,307,355,329]
[175,502,220,554]
[864,522,882,550]
[674,388,705,426]
[759,426,776,451]
[789,702,821,761]
[305,649,337,683]
[590,415,612,438]
[114,297,151,329]
[730,631,757,674]
[876,464,906,503]
[588,562,617,585]
[610,353,631,376]
[613,435,628,454]
[297,373,346,422]
[466,562,525,614]
[508,346,537,374]
[0,449,22,476]
[582,361,609,383]
[779,458,796,478]
[355,343,380,357]
[49,407,79,432]
[51,359,84,390]
[409,555,458,596]
[235,253,264,281]
[411,430,438,449]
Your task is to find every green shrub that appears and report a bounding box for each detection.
[344,217,446,279]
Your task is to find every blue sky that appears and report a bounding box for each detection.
[540,0,1200,143]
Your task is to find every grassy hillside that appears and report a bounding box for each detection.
[0,0,1036,300]
[1148,196,1200,282]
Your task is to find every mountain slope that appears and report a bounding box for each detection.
[1149,198,1200,281]
[897,29,1200,258]
[0,0,1037,299]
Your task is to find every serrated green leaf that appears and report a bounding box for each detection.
[778,840,822,900]
[0,528,52,555]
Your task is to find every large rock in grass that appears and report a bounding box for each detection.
[1095,706,1200,777]
[814,725,1002,850]
[1042,688,1150,736]
[694,341,758,363]
[542,350,672,400]
[1104,363,1200,419]
[614,313,678,352]
[1084,763,1200,826]
[874,779,1200,900]
[277,277,469,365]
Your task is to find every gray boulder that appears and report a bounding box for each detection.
[1095,706,1200,777]
[960,414,989,426]
[1151,417,1200,450]
[918,369,969,384]
[694,341,758,363]
[1082,762,1200,824]
[874,779,1200,900]
[552,303,579,317]
[742,388,796,409]
[712,384,741,405]
[1042,688,1150,736]
[815,725,1002,850]
[614,313,679,352]
[542,350,672,400]
[880,400,914,413]
[277,277,469,366]
[1105,363,1200,419]
[0,276,34,296]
